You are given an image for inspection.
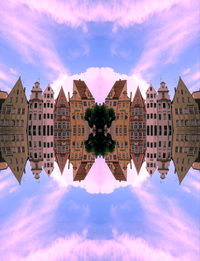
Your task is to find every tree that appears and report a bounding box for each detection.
[84,133,116,157]
[84,104,116,157]
[84,104,116,132]
[84,108,93,128]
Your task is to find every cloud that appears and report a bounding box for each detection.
[0,182,67,259]
[0,1,67,77]
[182,68,191,75]
[15,0,183,29]
[1,181,199,261]
[52,67,148,103]
[132,184,200,258]
[132,0,200,78]
[9,68,18,75]
[9,232,188,261]
[51,156,149,194]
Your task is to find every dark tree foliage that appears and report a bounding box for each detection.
[84,104,116,157]
[84,133,116,157]
[84,104,116,131]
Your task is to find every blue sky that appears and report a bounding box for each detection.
[0,160,200,260]
[0,0,199,101]
[0,0,200,260]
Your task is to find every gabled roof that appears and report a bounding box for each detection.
[107,162,127,181]
[73,162,93,181]
[55,152,68,174]
[55,87,68,107]
[146,84,157,94]
[7,77,28,103]
[106,80,127,99]
[172,77,193,104]
[44,84,54,94]
[73,80,94,100]
[131,86,145,108]
[131,153,145,174]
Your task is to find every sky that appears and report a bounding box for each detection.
[0,0,200,260]
[0,0,199,101]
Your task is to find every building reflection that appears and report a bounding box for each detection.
[0,78,28,183]
[0,77,199,185]
[105,80,131,181]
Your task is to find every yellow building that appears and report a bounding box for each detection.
[69,80,95,181]
[0,77,28,133]
[105,80,131,181]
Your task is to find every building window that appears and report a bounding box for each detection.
[159,126,162,135]
[164,126,167,136]
[33,126,36,136]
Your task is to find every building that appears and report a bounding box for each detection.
[105,80,131,181]
[172,78,200,183]
[0,77,28,133]
[28,82,43,179]
[69,80,95,181]
[54,87,70,174]
[43,85,54,176]
[0,132,28,183]
[172,77,200,132]
[192,91,200,110]
[130,86,146,174]
[0,91,8,111]
[172,133,200,184]
[145,84,157,176]
[157,82,172,180]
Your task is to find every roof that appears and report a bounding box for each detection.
[0,91,8,99]
[55,87,68,107]
[146,84,157,94]
[74,80,94,99]
[131,86,145,108]
[55,152,68,174]
[106,80,127,99]
[192,91,200,99]
[131,153,145,174]
[74,162,88,181]
[109,162,127,181]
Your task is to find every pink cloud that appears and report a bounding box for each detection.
[10,233,189,261]
[52,67,148,104]
[0,1,67,76]
[51,156,150,194]
[15,0,184,30]
[132,185,200,257]
[132,0,200,78]
[1,184,198,261]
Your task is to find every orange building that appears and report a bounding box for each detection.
[105,80,131,181]
[69,80,95,181]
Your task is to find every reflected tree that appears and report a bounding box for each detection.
[84,104,116,157]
